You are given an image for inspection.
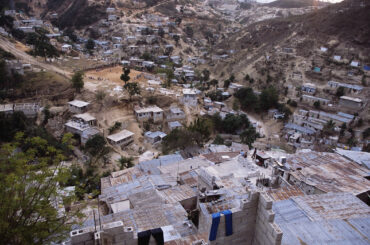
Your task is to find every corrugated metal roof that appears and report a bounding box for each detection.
[274,193,370,245]
[268,186,304,201]
[279,218,370,245]
[138,154,184,175]
[286,152,370,195]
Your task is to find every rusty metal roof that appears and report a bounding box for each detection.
[267,186,305,201]
[287,152,370,195]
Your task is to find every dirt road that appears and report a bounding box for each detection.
[0,37,72,78]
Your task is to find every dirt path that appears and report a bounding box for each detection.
[0,37,72,78]
[245,113,267,137]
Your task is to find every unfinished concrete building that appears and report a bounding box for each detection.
[0,103,40,117]
[107,130,134,148]
[69,151,283,245]
[69,148,370,245]
[134,106,164,123]
[68,100,90,114]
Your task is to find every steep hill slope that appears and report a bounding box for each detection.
[44,0,108,29]
[212,0,370,77]
[266,0,329,8]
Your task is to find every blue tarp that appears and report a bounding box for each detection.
[222,210,233,236]
[364,65,370,71]
[209,213,221,241]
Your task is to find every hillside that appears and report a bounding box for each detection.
[44,0,108,29]
[211,0,370,78]
[266,0,329,8]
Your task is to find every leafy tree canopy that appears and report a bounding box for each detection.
[71,71,84,93]
[0,132,82,244]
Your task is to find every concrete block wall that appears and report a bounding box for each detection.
[206,194,259,245]
[70,222,136,245]
[70,227,95,245]
[203,191,282,245]
[253,192,282,245]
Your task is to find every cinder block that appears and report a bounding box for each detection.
[257,208,275,224]
[270,223,283,242]
[259,193,273,210]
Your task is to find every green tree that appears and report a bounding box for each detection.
[209,79,218,87]
[259,86,279,111]
[124,82,140,100]
[120,67,131,84]
[241,126,258,147]
[188,117,213,143]
[323,120,336,136]
[30,33,59,61]
[184,25,193,38]
[234,87,259,111]
[213,135,224,145]
[95,90,106,103]
[223,79,231,88]
[0,59,9,89]
[0,133,82,244]
[201,69,210,82]
[117,156,134,170]
[158,27,165,38]
[85,135,107,156]
[363,128,370,139]
[162,128,197,154]
[71,71,84,93]
[336,86,345,97]
[229,75,235,83]
[85,38,95,50]
[175,17,182,26]
[361,75,367,86]
[244,74,250,81]
[313,100,320,109]
[0,111,27,142]
[173,35,180,45]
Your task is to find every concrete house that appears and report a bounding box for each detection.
[168,121,183,131]
[61,44,72,53]
[229,83,244,93]
[108,15,118,21]
[68,100,90,114]
[73,113,97,127]
[134,106,164,122]
[333,55,341,61]
[350,61,359,67]
[181,89,198,106]
[65,113,100,145]
[302,95,330,107]
[107,129,134,148]
[106,7,116,13]
[81,128,101,145]
[126,36,136,44]
[112,36,122,44]
[18,26,35,33]
[129,57,143,68]
[339,96,363,110]
[327,81,363,94]
[166,107,185,121]
[142,61,155,69]
[144,131,167,144]
[320,47,327,52]
[301,83,316,94]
